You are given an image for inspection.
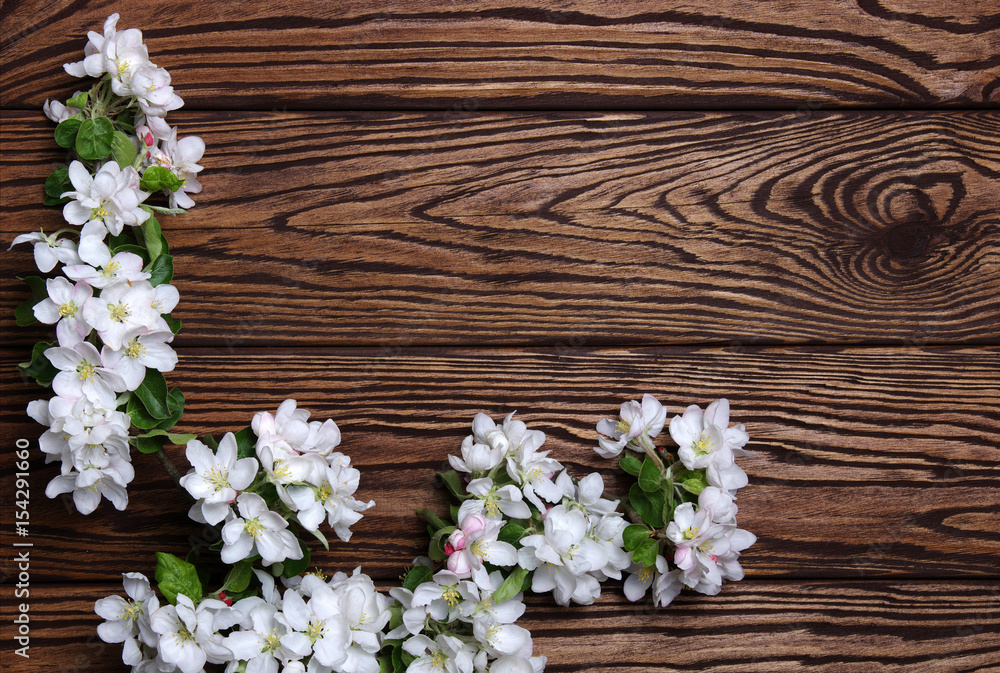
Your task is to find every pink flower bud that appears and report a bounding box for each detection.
[446,529,466,552]
[447,551,472,576]
[460,513,487,536]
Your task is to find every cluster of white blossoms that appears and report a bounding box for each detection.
[180,400,374,567]
[97,567,391,673]
[16,13,202,516]
[596,395,756,606]
[444,413,629,607]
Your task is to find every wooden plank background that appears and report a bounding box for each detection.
[1,2,998,672]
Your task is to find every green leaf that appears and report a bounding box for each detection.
[499,523,527,545]
[135,369,170,419]
[146,254,174,286]
[140,166,184,193]
[202,434,219,450]
[304,526,330,551]
[233,426,257,460]
[162,313,182,335]
[154,552,203,604]
[127,394,163,430]
[219,560,253,594]
[111,130,137,169]
[115,108,136,135]
[14,276,48,327]
[639,458,662,493]
[152,388,185,431]
[66,91,89,108]
[140,210,163,260]
[677,469,709,495]
[75,117,114,160]
[435,470,466,500]
[427,526,455,562]
[402,565,434,592]
[44,165,71,199]
[136,429,197,445]
[619,453,642,476]
[491,567,529,605]
[135,434,168,454]
[280,541,311,578]
[417,508,449,532]
[632,538,659,568]
[18,342,58,387]
[622,524,652,552]
[629,483,665,529]
[54,118,82,148]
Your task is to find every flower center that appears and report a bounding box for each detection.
[263,629,281,653]
[243,516,263,540]
[316,482,333,502]
[207,468,230,492]
[430,649,448,671]
[470,539,487,559]
[616,419,631,435]
[124,339,146,359]
[441,586,460,608]
[176,623,195,642]
[306,618,327,643]
[119,600,142,622]
[100,260,121,279]
[92,200,111,221]
[108,301,131,323]
[682,526,699,541]
[59,301,78,318]
[482,490,500,518]
[691,435,713,457]
[77,360,97,383]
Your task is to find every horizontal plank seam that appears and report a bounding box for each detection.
[2,105,997,114]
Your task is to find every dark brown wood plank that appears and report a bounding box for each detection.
[2,347,997,583]
[2,1,999,110]
[1,581,998,672]
[3,110,999,347]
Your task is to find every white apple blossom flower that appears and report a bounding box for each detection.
[221,493,303,566]
[504,425,562,510]
[158,128,204,209]
[670,399,751,494]
[82,279,161,351]
[63,13,120,78]
[32,277,93,346]
[180,434,258,525]
[253,399,342,461]
[517,505,609,606]
[43,98,83,123]
[103,23,150,96]
[489,655,547,673]
[285,458,374,541]
[102,328,177,391]
[595,393,666,458]
[279,585,351,670]
[8,230,81,272]
[46,341,126,402]
[458,477,532,521]
[328,568,392,673]
[473,618,533,660]
[224,602,308,673]
[95,572,160,666]
[64,249,151,289]
[45,464,132,514]
[130,65,184,120]
[445,512,518,588]
[402,634,476,673]
[62,160,150,237]
[150,595,233,673]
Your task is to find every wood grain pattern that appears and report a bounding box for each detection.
[2,581,998,673]
[2,347,997,583]
[2,1,999,110]
[3,110,998,347]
